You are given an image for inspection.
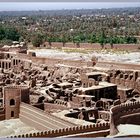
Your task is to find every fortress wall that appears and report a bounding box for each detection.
[114,44,140,50]
[2,50,140,71]
[19,102,76,131]
[44,103,68,113]
[20,103,75,126]
[17,103,110,138]
[96,61,140,71]
[31,56,88,67]
[29,53,140,71]
[14,52,89,68]
[111,102,140,114]
[45,42,140,50]
[119,113,140,125]
[61,129,110,138]
[21,55,140,71]
[10,121,110,138]
[31,57,62,66]
[110,101,140,135]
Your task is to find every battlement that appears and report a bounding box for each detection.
[110,101,140,114]
[110,101,140,135]
[20,102,76,128]
[9,122,110,138]
[4,85,29,90]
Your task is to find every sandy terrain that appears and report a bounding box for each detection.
[0,119,38,137]
[28,49,140,64]
[116,124,140,136]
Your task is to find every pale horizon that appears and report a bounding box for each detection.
[0,2,140,11]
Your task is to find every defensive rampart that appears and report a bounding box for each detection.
[44,42,140,50]
[110,101,140,135]
[19,102,76,131]
[2,51,140,71]
[10,121,110,138]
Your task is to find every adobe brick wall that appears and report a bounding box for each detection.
[61,129,110,138]
[2,51,140,71]
[19,102,76,131]
[4,86,21,120]
[3,86,30,120]
[45,42,140,51]
[31,56,88,68]
[110,101,140,135]
[10,121,110,138]
[96,61,140,71]
[20,87,30,104]
[44,102,68,113]
[30,53,140,71]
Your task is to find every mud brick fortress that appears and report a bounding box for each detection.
[0,46,140,138]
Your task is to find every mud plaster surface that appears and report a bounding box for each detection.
[0,119,37,137]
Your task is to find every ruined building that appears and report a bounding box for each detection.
[0,49,139,138]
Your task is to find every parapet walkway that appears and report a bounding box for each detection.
[19,102,76,131]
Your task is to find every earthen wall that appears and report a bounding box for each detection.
[110,101,140,135]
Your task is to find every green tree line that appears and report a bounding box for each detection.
[0,26,20,40]
[31,31,137,47]
[0,25,138,47]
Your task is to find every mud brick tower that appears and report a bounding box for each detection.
[4,86,21,119]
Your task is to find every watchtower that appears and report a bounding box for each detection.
[4,86,21,120]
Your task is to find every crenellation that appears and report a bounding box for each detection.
[18,135,21,138]
[7,122,110,138]
[22,134,25,138]
[110,101,140,135]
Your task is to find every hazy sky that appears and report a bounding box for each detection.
[0,2,140,11]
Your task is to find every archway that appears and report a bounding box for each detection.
[10,99,15,106]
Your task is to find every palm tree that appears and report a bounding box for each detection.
[61,33,67,47]
[98,29,106,49]
[73,35,81,48]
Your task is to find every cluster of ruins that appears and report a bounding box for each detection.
[0,45,140,138]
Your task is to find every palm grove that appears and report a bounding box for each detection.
[0,8,139,47]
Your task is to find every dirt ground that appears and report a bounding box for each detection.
[0,119,38,137]
[28,48,140,64]
[116,124,140,137]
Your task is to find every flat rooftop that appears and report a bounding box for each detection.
[78,82,117,92]
[86,71,108,76]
